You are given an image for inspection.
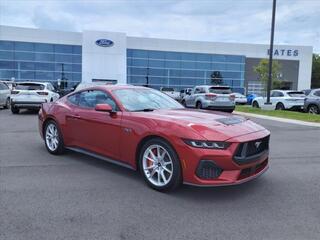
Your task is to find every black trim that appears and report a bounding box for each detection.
[66,147,134,170]
[195,160,223,180]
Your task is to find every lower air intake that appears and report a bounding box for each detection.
[196,160,223,180]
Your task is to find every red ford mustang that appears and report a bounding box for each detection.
[39,85,270,191]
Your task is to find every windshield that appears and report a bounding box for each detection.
[209,87,231,94]
[16,83,45,90]
[113,88,183,111]
[288,91,305,97]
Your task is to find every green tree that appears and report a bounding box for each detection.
[311,54,320,88]
[253,59,282,90]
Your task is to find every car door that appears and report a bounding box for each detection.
[72,90,122,160]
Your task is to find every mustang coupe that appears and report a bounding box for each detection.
[39,85,270,191]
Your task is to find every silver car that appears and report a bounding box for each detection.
[304,88,320,114]
[0,81,11,109]
[182,85,235,112]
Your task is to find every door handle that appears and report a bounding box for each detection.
[68,114,81,119]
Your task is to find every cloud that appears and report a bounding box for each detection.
[0,0,319,52]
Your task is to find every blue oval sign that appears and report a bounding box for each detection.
[95,39,114,47]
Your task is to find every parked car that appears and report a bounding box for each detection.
[0,80,15,90]
[304,88,320,114]
[246,93,262,105]
[252,90,306,110]
[10,82,59,114]
[233,92,247,105]
[302,89,312,96]
[0,81,11,109]
[178,88,192,102]
[182,85,235,112]
[39,85,270,191]
[160,87,180,100]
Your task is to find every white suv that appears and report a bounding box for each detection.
[11,82,59,114]
[0,81,11,109]
[252,90,306,110]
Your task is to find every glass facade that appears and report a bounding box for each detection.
[127,49,245,93]
[0,40,82,88]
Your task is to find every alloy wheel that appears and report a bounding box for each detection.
[308,105,319,114]
[142,144,173,187]
[45,123,59,151]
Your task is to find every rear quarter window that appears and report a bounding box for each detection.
[288,92,305,97]
[67,93,80,105]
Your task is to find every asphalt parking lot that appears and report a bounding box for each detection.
[1,109,320,240]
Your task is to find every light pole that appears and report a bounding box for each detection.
[266,0,277,104]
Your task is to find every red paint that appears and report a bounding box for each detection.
[39,85,270,186]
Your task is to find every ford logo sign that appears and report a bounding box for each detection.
[95,39,114,47]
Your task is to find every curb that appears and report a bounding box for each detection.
[234,111,320,128]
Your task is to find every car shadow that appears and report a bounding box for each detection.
[63,149,267,201]
[17,109,40,115]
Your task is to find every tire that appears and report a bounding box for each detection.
[252,101,259,108]
[138,138,182,192]
[4,98,10,109]
[181,100,186,107]
[11,105,19,114]
[196,101,202,109]
[275,102,285,110]
[44,120,65,155]
[225,109,234,113]
[308,104,319,114]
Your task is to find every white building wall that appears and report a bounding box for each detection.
[0,25,314,90]
[81,30,126,84]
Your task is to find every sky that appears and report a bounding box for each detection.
[0,0,319,53]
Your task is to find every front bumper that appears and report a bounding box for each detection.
[177,129,270,186]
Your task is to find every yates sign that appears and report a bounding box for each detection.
[268,49,299,57]
[95,39,114,47]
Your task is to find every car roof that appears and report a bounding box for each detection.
[75,84,149,92]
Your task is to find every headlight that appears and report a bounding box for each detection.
[183,139,230,149]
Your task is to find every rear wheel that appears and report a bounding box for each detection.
[308,104,319,114]
[181,100,186,107]
[11,105,19,114]
[196,101,202,109]
[4,98,10,109]
[44,120,65,155]
[275,102,285,110]
[139,138,182,192]
[252,101,259,108]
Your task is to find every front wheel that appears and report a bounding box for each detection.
[252,101,259,108]
[308,104,319,114]
[11,105,19,114]
[139,138,182,192]
[275,102,285,110]
[196,101,202,109]
[44,120,65,155]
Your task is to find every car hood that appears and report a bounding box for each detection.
[134,109,266,141]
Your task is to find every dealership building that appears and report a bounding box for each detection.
[0,25,313,94]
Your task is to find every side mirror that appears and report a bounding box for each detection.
[95,103,113,112]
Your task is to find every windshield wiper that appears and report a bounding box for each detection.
[133,108,155,112]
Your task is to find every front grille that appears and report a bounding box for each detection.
[238,159,268,180]
[234,136,270,165]
[196,160,223,180]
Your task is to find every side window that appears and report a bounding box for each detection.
[194,88,200,94]
[314,91,320,97]
[79,90,117,110]
[0,83,4,90]
[270,91,276,97]
[67,93,80,105]
[278,92,284,97]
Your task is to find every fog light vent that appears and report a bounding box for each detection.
[196,160,223,180]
